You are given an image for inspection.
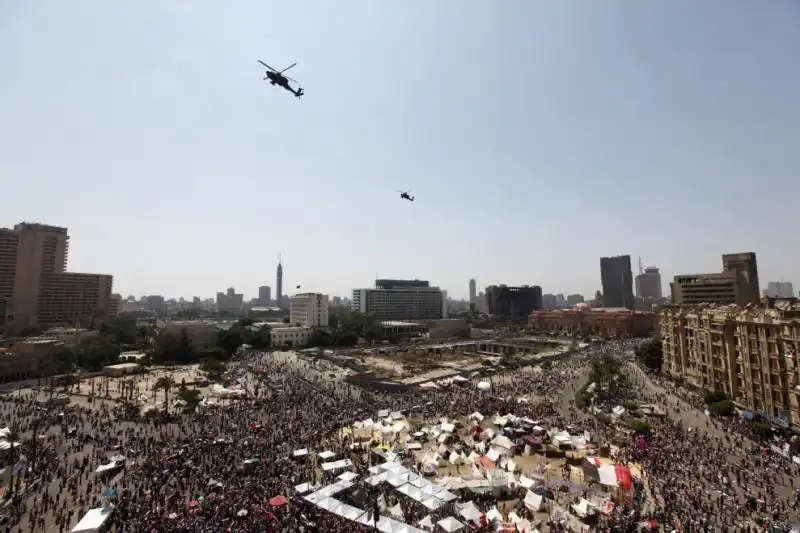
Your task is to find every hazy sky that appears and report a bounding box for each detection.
[2,1,798,300]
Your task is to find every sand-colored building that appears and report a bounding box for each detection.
[0,223,114,330]
[0,338,65,383]
[660,299,800,428]
[529,304,655,338]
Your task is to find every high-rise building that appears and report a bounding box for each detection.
[469,279,476,304]
[258,285,272,305]
[352,279,447,320]
[0,223,114,330]
[600,255,634,309]
[485,285,543,319]
[722,252,760,305]
[764,282,795,299]
[635,266,663,300]
[566,294,585,307]
[290,293,329,328]
[276,256,283,310]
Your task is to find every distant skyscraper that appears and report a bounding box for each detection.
[600,255,634,309]
[469,279,476,303]
[258,285,271,305]
[722,252,760,305]
[764,281,794,299]
[635,266,663,300]
[276,256,283,309]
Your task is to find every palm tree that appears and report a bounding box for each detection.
[154,376,174,413]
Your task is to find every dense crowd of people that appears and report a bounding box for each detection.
[0,341,797,532]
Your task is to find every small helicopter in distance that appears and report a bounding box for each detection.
[397,190,415,202]
[258,60,304,98]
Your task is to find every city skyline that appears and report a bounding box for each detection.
[2,2,798,300]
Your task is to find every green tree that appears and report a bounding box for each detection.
[636,339,663,371]
[216,327,245,357]
[177,386,202,411]
[245,325,271,350]
[704,390,727,405]
[73,338,121,371]
[709,400,734,416]
[151,331,196,365]
[630,419,652,437]
[281,316,290,324]
[200,357,226,380]
[745,420,772,441]
[238,317,256,327]
[154,376,174,412]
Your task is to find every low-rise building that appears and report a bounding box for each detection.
[103,362,143,377]
[40,327,99,347]
[270,326,311,348]
[0,338,65,384]
[529,304,655,338]
[290,293,329,328]
[660,300,800,428]
[159,320,228,346]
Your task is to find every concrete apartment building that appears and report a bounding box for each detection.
[600,255,635,309]
[0,223,114,331]
[351,279,447,321]
[289,292,329,327]
[671,252,760,306]
[660,300,800,428]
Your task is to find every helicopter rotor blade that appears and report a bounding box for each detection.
[280,63,297,74]
[285,76,299,84]
[258,60,278,72]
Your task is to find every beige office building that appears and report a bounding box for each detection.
[671,252,760,307]
[660,301,800,428]
[0,223,114,330]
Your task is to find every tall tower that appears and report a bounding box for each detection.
[469,279,476,303]
[276,255,283,310]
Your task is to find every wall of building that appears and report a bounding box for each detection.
[660,303,800,428]
[529,306,655,338]
[485,285,543,320]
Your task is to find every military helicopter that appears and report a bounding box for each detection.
[397,190,415,202]
[258,60,304,98]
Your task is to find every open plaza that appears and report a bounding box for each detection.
[0,339,797,532]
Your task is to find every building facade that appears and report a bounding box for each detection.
[469,279,476,304]
[722,252,760,306]
[600,255,635,309]
[635,267,663,300]
[485,285,543,320]
[258,285,272,305]
[529,304,655,338]
[660,301,800,428]
[0,223,114,330]
[270,326,311,348]
[352,279,447,321]
[671,252,761,307]
[290,293,329,328]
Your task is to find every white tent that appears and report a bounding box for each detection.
[437,516,465,532]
